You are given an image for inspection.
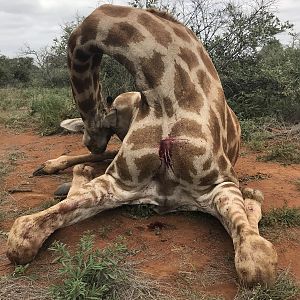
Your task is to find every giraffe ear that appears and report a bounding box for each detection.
[102,109,117,128]
[60,118,84,133]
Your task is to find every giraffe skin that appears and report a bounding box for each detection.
[6,5,277,286]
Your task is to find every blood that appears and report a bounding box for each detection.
[158,136,187,171]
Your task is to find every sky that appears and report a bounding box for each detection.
[0,0,299,57]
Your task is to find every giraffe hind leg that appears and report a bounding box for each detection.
[242,187,264,234]
[212,183,277,286]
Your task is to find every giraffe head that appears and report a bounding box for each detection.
[61,92,140,151]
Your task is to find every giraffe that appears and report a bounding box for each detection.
[6,5,277,286]
[33,91,141,176]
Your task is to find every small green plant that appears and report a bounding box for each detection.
[260,205,300,228]
[123,204,155,219]
[30,88,78,135]
[49,233,169,300]
[49,234,127,299]
[240,119,271,151]
[235,270,300,300]
[12,264,29,278]
[259,142,300,164]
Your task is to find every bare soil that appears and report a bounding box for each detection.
[0,126,299,299]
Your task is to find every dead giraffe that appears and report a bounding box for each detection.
[6,5,277,286]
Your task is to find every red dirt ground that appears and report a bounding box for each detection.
[0,126,299,299]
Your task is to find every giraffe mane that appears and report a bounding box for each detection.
[146,8,180,24]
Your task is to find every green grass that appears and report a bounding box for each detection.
[235,270,300,300]
[49,233,171,300]
[260,205,300,228]
[259,142,300,164]
[0,87,78,134]
[240,118,272,151]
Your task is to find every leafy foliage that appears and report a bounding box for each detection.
[49,234,170,300]
[260,205,300,228]
[49,234,128,299]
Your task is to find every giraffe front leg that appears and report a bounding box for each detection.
[6,174,124,265]
[213,183,277,286]
[33,151,118,175]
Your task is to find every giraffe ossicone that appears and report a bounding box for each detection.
[7,4,277,286]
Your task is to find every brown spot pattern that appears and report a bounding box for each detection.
[173,27,191,42]
[78,95,95,112]
[218,154,228,171]
[172,143,205,183]
[127,125,162,150]
[202,158,212,171]
[179,47,199,70]
[100,5,131,18]
[141,51,165,88]
[137,13,172,48]
[200,169,219,186]
[115,153,132,181]
[135,153,160,182]
[91,53,102,69]
[113,53,135,74]
[74,49,90,62]
[135,93,150,121]
[197,46,219,80]
[80,13,99,44]
[208,108,221,154]
[170,119,206,139]
[73,62,90,73]
[215,88,226,129]
[174,63,203,112]
[163,97,174,118]
[71,76,92,94]
[197,69,211,96]
[103,22,145,48]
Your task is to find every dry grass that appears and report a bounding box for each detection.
[0,276,51,300]
[235,269,300,300]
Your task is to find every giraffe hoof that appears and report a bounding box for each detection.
[33,164,50,176]
[235,233,277,286]
[241,187,264,203]
[54,182,72,199]
[6,215,44,264]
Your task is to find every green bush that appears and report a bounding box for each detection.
[30,88,78,135]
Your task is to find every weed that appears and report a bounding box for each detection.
[98,225,112,239]
[260,205,300,228]
[12,264,30,278]
[240,118,272,151]
[293,178,300,191]
[49,233,171,300]
[31,87,78,135]
[259,142,300,164]
[123,204,155,219]
[235,269,300,300]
